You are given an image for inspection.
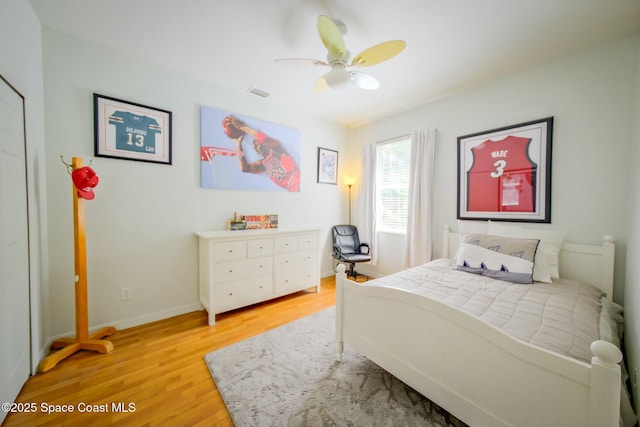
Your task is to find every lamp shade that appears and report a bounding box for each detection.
[344,176,357,186]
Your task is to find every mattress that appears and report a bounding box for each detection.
[362,258,624,363]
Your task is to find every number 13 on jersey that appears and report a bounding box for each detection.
[108,110,161,154]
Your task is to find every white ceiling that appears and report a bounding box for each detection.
[29,0,640,128]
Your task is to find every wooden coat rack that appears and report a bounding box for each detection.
[38,157,115,372]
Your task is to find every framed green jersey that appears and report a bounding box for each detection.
[94,93,172,165]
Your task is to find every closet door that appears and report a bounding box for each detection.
[0,75,31,424]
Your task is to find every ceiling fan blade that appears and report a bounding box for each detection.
[350,71,380,90]
[314,75,329,93]
[351,40,406,67]
[317,15,346,59]
[274,58,328,67]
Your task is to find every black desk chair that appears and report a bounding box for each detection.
[332,225,371,281]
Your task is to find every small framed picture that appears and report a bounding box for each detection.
[94,93,172,165]
[317,147,338,185]
[457,117,553,222]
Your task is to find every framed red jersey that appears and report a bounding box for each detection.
[457,117,553,223]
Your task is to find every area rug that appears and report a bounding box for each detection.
[204,307,467,427]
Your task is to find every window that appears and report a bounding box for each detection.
[376,136,412,233]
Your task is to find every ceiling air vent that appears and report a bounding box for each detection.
[247,87,270,98]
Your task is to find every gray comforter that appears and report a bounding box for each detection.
[363,258,623,363]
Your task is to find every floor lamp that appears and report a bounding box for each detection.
[344,176,356,225]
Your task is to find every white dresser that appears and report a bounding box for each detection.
[196,228,321,325]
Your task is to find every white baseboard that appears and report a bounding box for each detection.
[321,268,336,278]
[104,303,204,332]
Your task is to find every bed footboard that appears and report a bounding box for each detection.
[335,264,621,427]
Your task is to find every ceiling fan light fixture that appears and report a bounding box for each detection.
[325,67,351,89]
[351,72,380,90]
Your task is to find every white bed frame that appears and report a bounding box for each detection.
[335,226,622,427]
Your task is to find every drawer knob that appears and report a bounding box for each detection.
[229,269,233,273]
[229,292,233,296]
[228,249,233,253]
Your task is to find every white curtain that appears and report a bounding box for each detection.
[355,143,378,265]
[403,129,436,268]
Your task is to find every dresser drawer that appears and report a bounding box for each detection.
[275,266,317,292]
[275,235,298,253]
[247,238,274,257]
[214,275,273,312]
[214,256,273,283]
[275,250,316,269]
[298,234,318,250]
[213,240,247,262]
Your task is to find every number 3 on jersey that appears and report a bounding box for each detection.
[490,159,506,178]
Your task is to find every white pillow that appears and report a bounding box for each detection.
[487,222,566,283]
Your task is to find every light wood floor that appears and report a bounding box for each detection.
[2,276,336,427]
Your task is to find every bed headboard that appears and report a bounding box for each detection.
[442,225,615,300]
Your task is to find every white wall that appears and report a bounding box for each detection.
[624,36,640,414]
[0,0,49,372]
[41,29,347,337]
[350,35,639,305]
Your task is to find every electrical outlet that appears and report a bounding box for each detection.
[121,287,132,301]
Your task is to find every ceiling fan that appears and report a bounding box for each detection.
[275,15,406,93]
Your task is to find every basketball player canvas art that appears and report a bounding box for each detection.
[94,94,172,165]
[200,106,301,192]
[457,117,553,223]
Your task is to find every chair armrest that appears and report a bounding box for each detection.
[333,244,342,258]
[360,243,370,254]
